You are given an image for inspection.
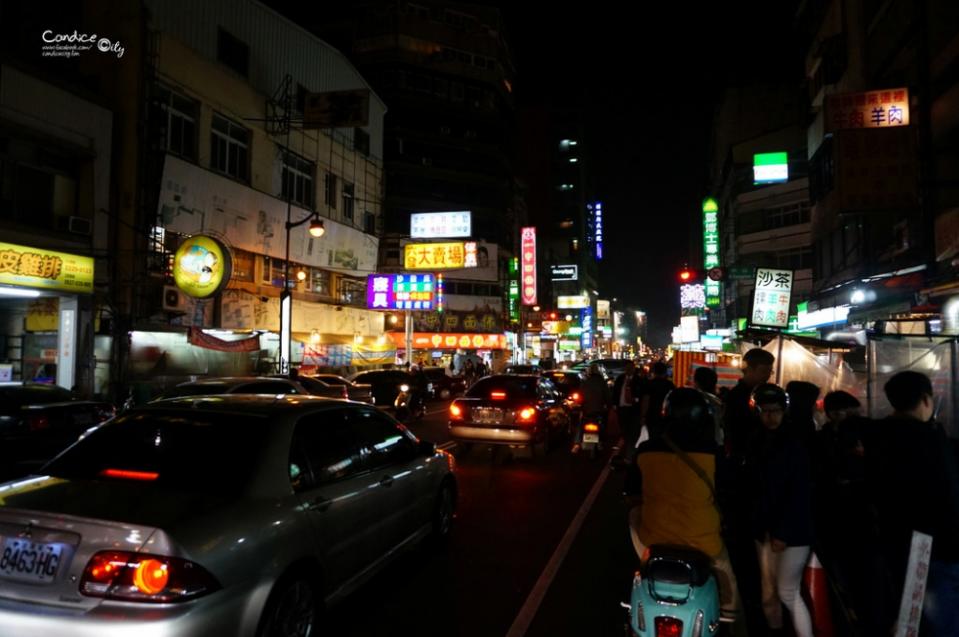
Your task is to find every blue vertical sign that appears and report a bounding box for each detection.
[580,307,593,350]
[593,202,603,260]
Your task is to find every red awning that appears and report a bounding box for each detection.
[188,328,261,353]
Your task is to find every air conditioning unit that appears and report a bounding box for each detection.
[67,215,92,235]
[161,285,187,312]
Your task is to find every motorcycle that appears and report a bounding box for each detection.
[394,383,428,422]
[580,414,603,459]
[622,544,723,637]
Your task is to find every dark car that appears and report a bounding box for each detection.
[422,367,467,400]
[542,370,587,427]
[504,364,543,375]
[448,375,571,455]
[0,382,116,480]
[155,376,349,401]
[349,370,432,408]
[309,374,374,404]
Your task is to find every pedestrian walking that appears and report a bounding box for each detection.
[867,371,959,636]
[746,383,814,637]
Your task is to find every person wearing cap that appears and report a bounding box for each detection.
[746,383,814,637]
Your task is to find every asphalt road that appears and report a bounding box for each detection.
[325,400,638,636]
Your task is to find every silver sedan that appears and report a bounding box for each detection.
[0,395,456,636]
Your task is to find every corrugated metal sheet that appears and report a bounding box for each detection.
[144,0,385,158]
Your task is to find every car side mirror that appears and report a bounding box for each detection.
[419,440,437,456]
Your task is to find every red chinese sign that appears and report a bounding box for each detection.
[521,227,537,306]
[825,88,909,132]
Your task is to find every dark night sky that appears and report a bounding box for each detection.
[496,3,803,345]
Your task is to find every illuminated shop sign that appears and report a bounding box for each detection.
[173,235,232,298]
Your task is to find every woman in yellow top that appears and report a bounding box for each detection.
[628,388,740,624]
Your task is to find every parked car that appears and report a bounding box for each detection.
[448,375,571,455]
[422,367,466,400]
[349,370,432,409]
[504,364,542,375]
[308,373,374,404]
[155,376,349,401]
[0,395,455,636]
[0,382,116,481]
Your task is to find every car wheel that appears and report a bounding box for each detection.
[431,481,455,541]
[257,574,320,637]
[439,388,451,400]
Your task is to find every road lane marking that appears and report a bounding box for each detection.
[504,462,612,637]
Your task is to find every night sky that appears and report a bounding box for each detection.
[498,2,803,345]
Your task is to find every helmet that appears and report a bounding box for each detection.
[661,388,713,435]
[750,383,789,412]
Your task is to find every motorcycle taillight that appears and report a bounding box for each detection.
[655,616,683,637]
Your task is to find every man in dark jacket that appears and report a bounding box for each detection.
[640,361,675,439]
[612,361,645,455]
[868,371,959,636]
[723,348,774,460]
[572,364,611,453]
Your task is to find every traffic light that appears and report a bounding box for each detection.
[678,267,698,283]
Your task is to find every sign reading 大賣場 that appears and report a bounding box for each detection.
[750,268,794,329]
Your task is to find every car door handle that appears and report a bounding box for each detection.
[379,475,394,488]
[307,496,331,512]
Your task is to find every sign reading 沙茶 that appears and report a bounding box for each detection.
[750,268,794,329]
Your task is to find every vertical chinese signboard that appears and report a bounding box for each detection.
[702,198,721,307]
[521,227,537,306]
[593,202,603,260]
[750,268,794,329]
[581,307,593,350]
[508,257,520,323]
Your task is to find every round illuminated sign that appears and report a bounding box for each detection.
[172,235,232,298]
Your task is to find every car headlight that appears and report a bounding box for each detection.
[400,384,410,392]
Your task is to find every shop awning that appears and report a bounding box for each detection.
[188,328,261,353]
[736,328,859,351]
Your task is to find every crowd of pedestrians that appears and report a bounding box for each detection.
[618,348,959,637]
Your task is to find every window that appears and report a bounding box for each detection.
[348,409,417,469]
[282,152,315,209]
[765,202,810,230]
[338,277,366,305]
[217,28,249,77]
[774,247,813,270]
[324,172,337,209]
[232,250,255,282]
[156,86,198,160]
[290,410,364,490]
[211,113,250,182]
[353,128,370,156]
[262,256,287,288]
[364,211,376,235]
[310,268,331,296]
[342,182,355,220]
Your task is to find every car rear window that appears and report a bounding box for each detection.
[466,376,538,399]
[43,411,266,493]
[161,383,232,399]
[317,376,347,386]
[546,374,581,388]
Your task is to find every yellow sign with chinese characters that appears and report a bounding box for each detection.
[403,242,478,270]
[0,242,94,294]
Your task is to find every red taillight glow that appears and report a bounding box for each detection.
[80,551,219,603]
[491,391,507,400]
[655,616,683,637]
[27,415,50,432]
[570,392,581,402]
[584,422,600,433]
[450,403,463,419]
[99,469,159,481]
[518,407,536,422]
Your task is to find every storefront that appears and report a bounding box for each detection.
[387,331,510,370]
[0,241,95,391]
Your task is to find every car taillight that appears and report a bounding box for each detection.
[517,407,536,423]
[655,616,683,637]
[584,422,600,433]
[450,403,464,420]
[80,551,220,603]
[570,392,581,402]
[491,391,507,400]
[99,469,159,481]
[27,415,50,432]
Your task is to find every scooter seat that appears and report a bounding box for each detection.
[644,544,713,587]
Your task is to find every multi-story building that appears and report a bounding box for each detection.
[797,0,959,333]
[127,0,389,389]
[287,0,520,367]
[708,84,809,328]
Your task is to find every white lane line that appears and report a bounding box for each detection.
[504,463,611,637]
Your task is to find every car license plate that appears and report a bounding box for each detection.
[473,408,502,425]
[0,537,64,584]
[583,433,600,444]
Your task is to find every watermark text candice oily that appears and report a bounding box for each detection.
[41,30,124,58]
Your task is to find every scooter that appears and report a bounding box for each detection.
[622,544,723,637]
[394,383,426,422]
[581,416,602,459]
